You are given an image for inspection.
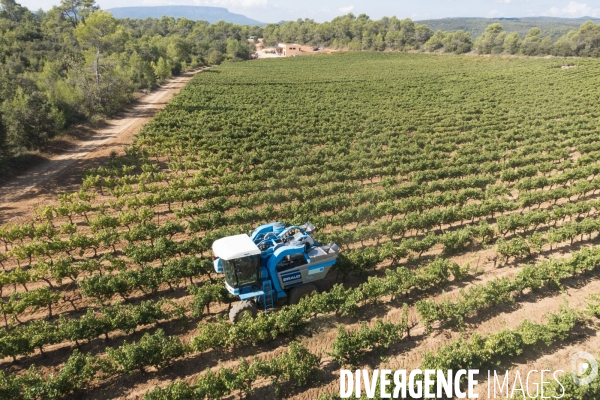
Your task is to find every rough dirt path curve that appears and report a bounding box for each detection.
[0,68,204,224]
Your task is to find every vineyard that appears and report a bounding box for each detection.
[2,52,600,399]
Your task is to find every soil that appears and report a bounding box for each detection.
[2,66,600,399]
[0,68,207,224]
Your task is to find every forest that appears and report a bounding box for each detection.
[411,16,600,41]
[262,14,600,57]
[1,0,600,180]
[0,0,258,174]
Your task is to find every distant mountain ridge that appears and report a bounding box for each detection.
[106,6,264,26]
[416,16,600,40]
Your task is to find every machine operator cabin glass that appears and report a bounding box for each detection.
[222,255,259,288]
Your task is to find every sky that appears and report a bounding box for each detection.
[15,0,600,23]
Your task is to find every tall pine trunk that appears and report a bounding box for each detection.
[94,47,102,108]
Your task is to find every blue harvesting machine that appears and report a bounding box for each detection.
[212,222,340,323]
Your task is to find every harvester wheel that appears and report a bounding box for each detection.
[229,300,258,324]
[289,283,318,305]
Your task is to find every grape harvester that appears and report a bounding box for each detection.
[212,222,340,323]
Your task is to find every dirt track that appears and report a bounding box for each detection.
[0,68,203,224]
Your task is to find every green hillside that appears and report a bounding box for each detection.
[418,16,600,40]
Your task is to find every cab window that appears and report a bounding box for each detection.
[223,255,259,288]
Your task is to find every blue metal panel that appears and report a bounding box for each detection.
[250,222,285,241]
[268,245,306,265]
[259,266,268,279]
[213,258,223,273]
[239,290,264,300]
[280,270,302,284]
[225,280,239,295]
[266,244,305,298]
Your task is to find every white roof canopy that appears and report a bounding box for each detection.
[212,234,261,260]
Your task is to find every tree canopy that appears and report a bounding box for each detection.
[0,0,255,169]
[1,1,600,178]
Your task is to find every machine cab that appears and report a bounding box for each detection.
[212,234,261,294]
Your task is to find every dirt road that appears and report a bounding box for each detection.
[0,68,203,224]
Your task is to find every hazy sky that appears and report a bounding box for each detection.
[16,0,600,23]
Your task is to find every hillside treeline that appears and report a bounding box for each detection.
[417,17,598,42]
[2,3,600,178]
[0,0,257,164]
[262,14,600,57]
